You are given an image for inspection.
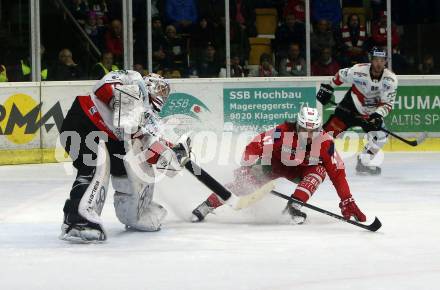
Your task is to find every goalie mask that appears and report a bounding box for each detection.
[144,73,170,113]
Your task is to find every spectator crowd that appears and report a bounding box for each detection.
[1,0,439,82]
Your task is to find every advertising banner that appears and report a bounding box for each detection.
[0,84,41,150]
[388,86,440,132]
[40,82,95,148]
[159,81,223,140]
[323,85,440,133]
[223,86,316,132]
[1,77,439,165]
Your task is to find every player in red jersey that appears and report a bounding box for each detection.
[191,107,366,224]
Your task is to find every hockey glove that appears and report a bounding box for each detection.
[316,83,334,105]
[339,197,366,222]
[366,112,383,132]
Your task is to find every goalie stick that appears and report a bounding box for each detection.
[328,100,427,147]
[270,189,382,232]
[184,160,232,201]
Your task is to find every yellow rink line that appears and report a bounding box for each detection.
[0,138,439,165]
[0,149,69,165]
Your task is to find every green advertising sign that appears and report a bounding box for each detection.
[323,85,440,132]
[388,86,440,132]
[224,87,316,132]
[159,93,210,119]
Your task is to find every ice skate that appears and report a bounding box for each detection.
[191,200,216,222]
[356,156,381,175]
[60,213,106,243]
[283,201,307,224]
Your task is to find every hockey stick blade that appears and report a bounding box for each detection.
[415,132,428,145]
[233,181,276,210]
[270,190,382,232]
[382,128,428,147]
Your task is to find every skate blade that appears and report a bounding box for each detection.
[280,212,306,225]
[190,214,203,223]
[124,225,162,232]
[289,216,306,225]
[59,232,106,244]
[355,171,381,176]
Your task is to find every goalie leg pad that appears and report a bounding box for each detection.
[77,139,110,225]
[61,140,110,242]
[113,138,166,231]
[113,176,166,231]
[132,201,167,232]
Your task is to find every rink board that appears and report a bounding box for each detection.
[0,77,439,165]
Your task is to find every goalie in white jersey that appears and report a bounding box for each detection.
[59,70,190,242]
[316,47,398,175]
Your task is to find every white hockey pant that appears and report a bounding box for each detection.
[360,127,388,165]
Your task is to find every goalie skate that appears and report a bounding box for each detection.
[60,213,106,243]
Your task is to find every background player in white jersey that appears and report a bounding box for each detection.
[59,70,190,242]
[316,47,398,175]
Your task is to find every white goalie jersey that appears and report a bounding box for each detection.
[330,63,398,117]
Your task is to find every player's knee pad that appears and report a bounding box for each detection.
[293,165,326,202]
[74,140,110,227]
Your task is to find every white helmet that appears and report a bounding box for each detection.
[296,107,322,130]
[144,73,170,112]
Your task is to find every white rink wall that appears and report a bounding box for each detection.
[0,76,439,164]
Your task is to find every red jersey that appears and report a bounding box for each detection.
[242,122,352,200]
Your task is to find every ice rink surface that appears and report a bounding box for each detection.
[1,153,439,290]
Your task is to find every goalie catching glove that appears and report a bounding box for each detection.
[112,83,147,137]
